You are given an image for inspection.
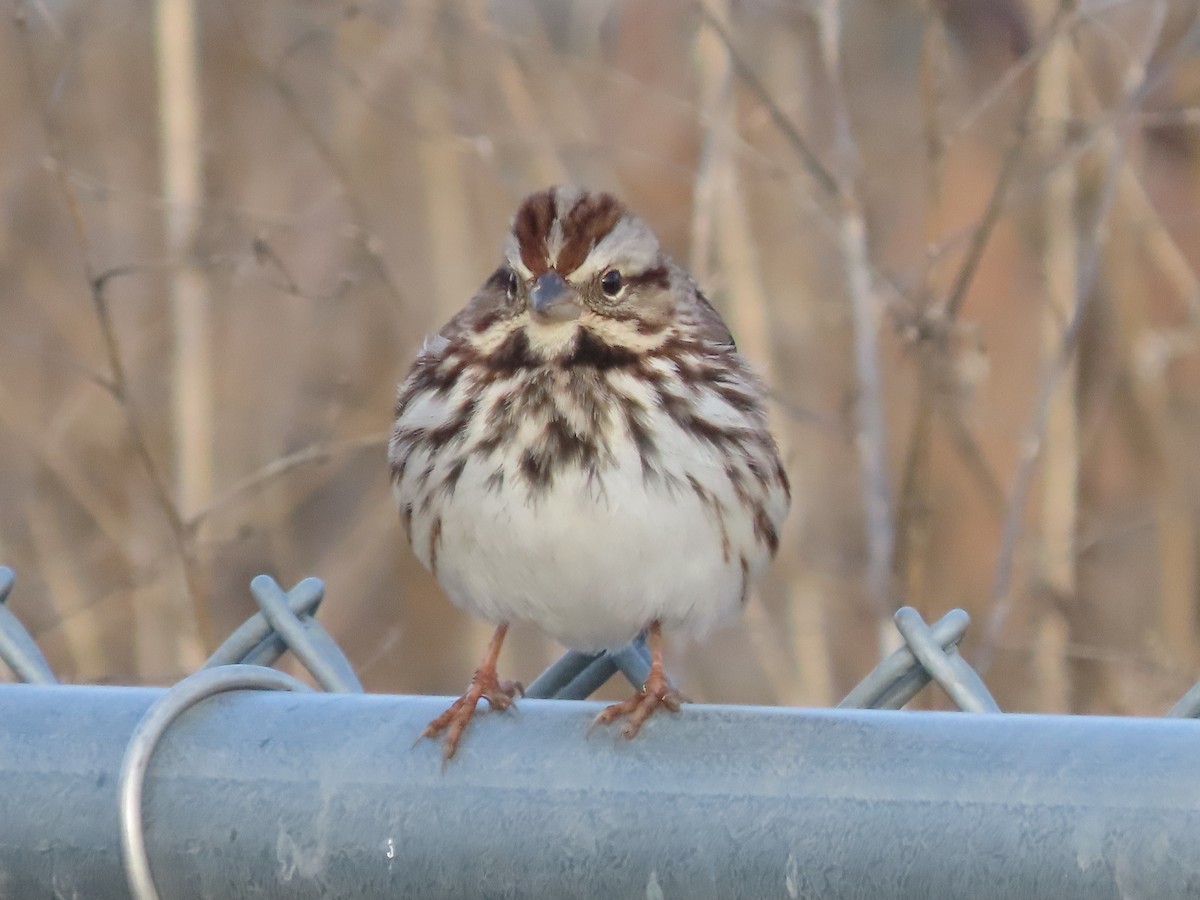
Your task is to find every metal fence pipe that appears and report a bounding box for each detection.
[1,684,1199,899]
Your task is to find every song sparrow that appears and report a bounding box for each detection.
[390,186,790,761]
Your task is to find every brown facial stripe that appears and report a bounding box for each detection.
[622,265,669,291]
[481,328,539,373]
[468,268,517,334]
[556,192,626,275]
[567,329,640,370]
[513,189,556,275]
[484,266,514,293]
[470,306,508,335]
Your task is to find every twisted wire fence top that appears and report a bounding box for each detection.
[5,562,1200,713]
[204,575,362,693]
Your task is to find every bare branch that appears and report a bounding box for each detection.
[813,0,895,622]
[12,10,214,648]
[189,432,389,527]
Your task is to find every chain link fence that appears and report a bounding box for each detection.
[1,563,1199,898]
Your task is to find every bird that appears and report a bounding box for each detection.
[389,186,790,762]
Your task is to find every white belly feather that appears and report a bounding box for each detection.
[412,454,743,651]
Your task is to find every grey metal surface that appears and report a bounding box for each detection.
[1,684,1199,899]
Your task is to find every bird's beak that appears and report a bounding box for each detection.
[530,270,580,322]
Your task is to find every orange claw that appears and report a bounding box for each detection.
[417,623,521,764]
[590,620,684,739]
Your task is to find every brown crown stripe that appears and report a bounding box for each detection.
[555,192,626,275]
[513,189,556,275]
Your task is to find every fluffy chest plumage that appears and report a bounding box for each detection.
[389,335,788,650]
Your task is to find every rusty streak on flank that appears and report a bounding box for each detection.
[774,458,792,503]
[429,516,443,576]
[753,503,779,556]
[555,192,626,275]
[441,456,467,497]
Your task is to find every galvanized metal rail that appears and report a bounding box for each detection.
[0,565,1198,899]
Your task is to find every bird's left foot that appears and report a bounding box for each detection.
[419,668,523,764]
[591,665,684,739]
[415,623,520,765]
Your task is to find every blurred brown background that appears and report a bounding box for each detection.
[1,0,1199,715]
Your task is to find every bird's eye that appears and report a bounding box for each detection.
[503,269,517,298]
[600,269,623,297]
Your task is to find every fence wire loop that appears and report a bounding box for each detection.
[893,607,1000,712]
[118,664,313,900]
[526,633,651,700]
[839,607,1000,712]
[205,575,362,693]
[1166,681,1200,718]
[0,567,58,685]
